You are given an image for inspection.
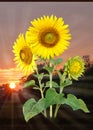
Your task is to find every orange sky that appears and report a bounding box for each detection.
[0,68,24,85]
[0,2,93,84]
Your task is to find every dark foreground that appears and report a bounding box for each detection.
[0,78,93,130]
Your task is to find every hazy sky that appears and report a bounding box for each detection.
[0,2,93,69]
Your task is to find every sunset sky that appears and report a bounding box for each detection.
[0,2,93,84]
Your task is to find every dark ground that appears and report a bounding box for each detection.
[0,75,93,130]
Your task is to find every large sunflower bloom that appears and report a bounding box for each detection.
[64,56,85,80]
[12,34,37,76]
[26,15,71,59]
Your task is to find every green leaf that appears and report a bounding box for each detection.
[23,89,89,122]
[23,98,37,121]
[33,74,38,78]
[44,74,49,77]
[52,81,59,88]
[45,88,65,107]
[33,73,44,80]
[65,94,80,110]
[33,87,40,90]
[23,98,46,122]
[78,99,89,113]
[45,81,50,87]
[44,66,54,73]
[23,88,65,122]
[45,81,59,88]
[65,94,90,112]
[50,58,63,65]
[60,78,72,88]
[23,80,35,88]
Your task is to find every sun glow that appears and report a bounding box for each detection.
[9,82,16,89]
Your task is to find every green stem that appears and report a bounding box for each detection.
[60,71,67,93]
[54,104,60,118]
[60,87,63,94]
[54,71,67,118]
[36,69,47,117]
[49,62,53,118]
[54,87,62,118]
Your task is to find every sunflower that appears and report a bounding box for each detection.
[12,34,37,76]
[64,56,85,80]
[26,15,71,59]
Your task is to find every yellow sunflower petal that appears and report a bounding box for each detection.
[12,34,37,76]
[64,56,85,80]
[26,15,72,59]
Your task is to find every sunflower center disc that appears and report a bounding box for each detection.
[44,32,56,44]
[20,46,32,64]
[40,29,59,47]
[70,62,81,74]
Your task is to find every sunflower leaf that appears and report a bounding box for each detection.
[23,98,37,121]
[23,80,35,88]
[44,66,54,73]
[44,74,49,77]
[78,99,90,113]
[45,81,59,88]
[45,88,65,107]
[60,78,72,88]
[23,98,46,122]
[50,58,63,65]
[45,81,50,88]
[23,89,89,122]
[33,73,44,80]
[52,81,59,88]
[33,87,40,90]
[23,88,65,122]
[65,94,90,112]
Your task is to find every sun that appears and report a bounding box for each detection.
[9,82,16,89]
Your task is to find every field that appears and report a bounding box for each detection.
[0,74,93,130]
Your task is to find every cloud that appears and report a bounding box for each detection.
[0,68,23,85]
